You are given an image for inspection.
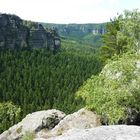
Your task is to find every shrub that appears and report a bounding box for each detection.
[77,52,140,124]
[0,102,21,133]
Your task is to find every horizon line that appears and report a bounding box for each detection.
[0,12,109,24]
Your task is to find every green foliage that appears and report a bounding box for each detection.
[100,9,140,62]
[77,9,140,125]
[77,51,140,124]
[118,9,140,51]
[0,40,102,130]
[0,102,21,133]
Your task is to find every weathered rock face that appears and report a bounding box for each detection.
[1,109,140,140]
[35,108,100,139]
[41,108,101,138]
[0,14,60,51]
[0,14,29,48]
[29,24,47,48]
[0,108,100,140]
[0,109,65,140]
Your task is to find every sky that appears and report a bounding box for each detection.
[0,0,139,23]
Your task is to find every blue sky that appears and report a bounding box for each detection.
[0,0,139,23]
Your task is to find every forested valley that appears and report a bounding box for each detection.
[0,40,102,132]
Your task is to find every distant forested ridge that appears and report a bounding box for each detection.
[42,23,106,47]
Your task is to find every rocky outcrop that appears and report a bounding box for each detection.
[36,108,101,138]
[0,14,29,48]
[28,24,48,48]
[52,108,100,130]
[0,109,65,140]
[1,108,140,140]
[92,28,105,35]
[0,14,60,51]
[0,108,100,140]
[28,24,60,51]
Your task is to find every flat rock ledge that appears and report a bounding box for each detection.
[47,125,140,140]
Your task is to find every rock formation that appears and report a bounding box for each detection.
[92,28,105,35]
[0,14,28,49]
[0,14,61,51]
[1,108,140,140]
[0,108,100,140]
[36,108,101,139]
[0,109,65,140]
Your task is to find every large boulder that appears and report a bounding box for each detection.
[51,108,100,131]
[47,125,140,140]
[36,108,101,138]
[0,109,65,140]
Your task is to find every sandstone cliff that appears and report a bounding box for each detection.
[0,14,60,51]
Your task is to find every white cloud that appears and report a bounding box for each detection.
[0,0,139,23]
[108,0,120,5]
